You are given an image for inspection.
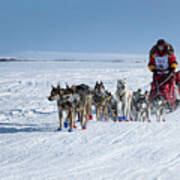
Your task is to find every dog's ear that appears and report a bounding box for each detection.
[66,83,70,89]
[100,81,103,85]
[51,85,55,89]
[137,88,141,93]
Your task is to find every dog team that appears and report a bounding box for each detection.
[48,79,167,132]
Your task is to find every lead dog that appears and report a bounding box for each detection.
[48,85,76,132]
[115,79,132,121]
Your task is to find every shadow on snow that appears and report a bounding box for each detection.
[0,123,55,134]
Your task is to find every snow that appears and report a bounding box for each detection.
[0,58,180,180]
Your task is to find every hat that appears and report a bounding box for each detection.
[157,39,166,46]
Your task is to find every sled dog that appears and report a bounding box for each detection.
[150,94,166,122]
[48,85,76,131]
[93,81,111,121]
[115,79,132,121]
[132,89,151,122]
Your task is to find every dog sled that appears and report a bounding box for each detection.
[149,71,180,111]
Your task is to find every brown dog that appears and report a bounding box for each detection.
[69,84,93,129]
[48,85,76,132]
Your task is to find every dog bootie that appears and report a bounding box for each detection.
[118,116,124,122]
[64,121,69,128]
[130,117,134,121]
[122,116,127,121]
[82,124,87,130]
[57,127,62,131]
[77,118,81,122]
[73,125,77,129]
[68,129,73,133]
[88,114,93,120]
[104,116,109,121]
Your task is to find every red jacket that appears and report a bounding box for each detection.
[148,44,178,74]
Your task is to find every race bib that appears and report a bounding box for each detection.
[155,55,169,70]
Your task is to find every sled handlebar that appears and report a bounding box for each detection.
[156,72,175,89]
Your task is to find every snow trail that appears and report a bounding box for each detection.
[0,60,179,180]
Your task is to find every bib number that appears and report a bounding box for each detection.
[155,55,169,70]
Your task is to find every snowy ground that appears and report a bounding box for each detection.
[0,59,180,180]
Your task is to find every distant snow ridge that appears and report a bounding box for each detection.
[4,51,147,61]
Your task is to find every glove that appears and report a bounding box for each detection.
[153,69,158,76]
[168,67,175,73]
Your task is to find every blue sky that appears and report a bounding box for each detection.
[0,0,180,56]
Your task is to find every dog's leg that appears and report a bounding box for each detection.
[138,111,141,122]
[141,111,145,122]
[159,107,163,121]
[137,110,141,121]
[162,104,166,121]
[87,95,93,120]
[102,104,108,121]
[142,112,145,122]
[68,109,73,132]
[145,108,148,122]
[131,103,136,121]
[117,101,123,121]
[160,104,166,122]
[111,108,117,122]
[143,111,147,122]
[73,111,77,129]
[80,110,84,126]
[58,108,63,130]
[141,112,144,122]
[96,106,100,121]
[147,104,151,122]
[133,105,139,121]
[156,107,160,122]
[155,107,158,121]
[124,96,129,120]
[127,96,132,121]
[129,97,132,121]
[123,95,129,121]
[83,108,89,129]
[64,110,70,128]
